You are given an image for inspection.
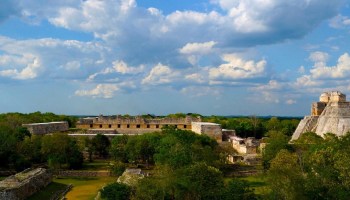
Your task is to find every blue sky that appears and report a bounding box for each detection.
[0,0,350,116]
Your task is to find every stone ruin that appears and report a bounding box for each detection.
[292,91,350,140]
[22,121,69,135]
[76,115,202,134]
[0,168,52,200]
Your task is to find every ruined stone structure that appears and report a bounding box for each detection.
[229,136,259,154]
[76,115,201,134]
[0,168,52,200]
[22,121,69,134]
[191,122,223,142]
[292,91,350,140]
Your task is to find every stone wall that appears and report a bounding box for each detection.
[56,170,111,177]
[22,121,69,134]
[0,168,52,200]
[191,122,222,142]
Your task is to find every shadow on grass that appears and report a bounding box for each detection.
[27,182,68,200]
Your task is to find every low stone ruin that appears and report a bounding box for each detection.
[0,168,52,200]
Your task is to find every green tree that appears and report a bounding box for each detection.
[91,134,110,158]
[133,178,166,200]
[175,162,224,200]
[100,182,131,200]
[262,131,292,169]
[0,126,17,167]
[110,134,129,162]
[222,179,257,200]
[41,134,83,169]
[265,117,281,131]
[268,149,306,200]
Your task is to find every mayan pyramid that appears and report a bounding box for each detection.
[292,91,350,140]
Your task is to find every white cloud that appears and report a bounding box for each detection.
[298,66,305,74]
[142,63,179,85]
[310,53,350,79]
[0,36,106,81]
[309,51,329,63]
[295,75,320,87]
[286,99,297,105]
[75,84,119,98]
[185,73,206,83]
[179,41,217,55]
[113,60,144,74]
[0,55,41,80]
[209,54,266,80]
[180,86,221,97]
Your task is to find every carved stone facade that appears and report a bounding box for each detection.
[0,168,52,200]
[76,115,201,134]
[292,91,350,140]
[22,121,69,134]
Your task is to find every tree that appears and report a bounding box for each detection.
[41,134,83,169]
[91,134,110,158]
[265,117,281,131]
[262,131,292,169]
[222,179,257,200]
[110,135,129,162]
[175,162,224,200]
[0,126,17,167]
[100,182,131,200]
[268,149,306,200]
[133,178,166,200]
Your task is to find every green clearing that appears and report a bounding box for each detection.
[82,160,111,171]
[27,176,116,200]
[239,175,271,196]
[225,175,270,197]
[55,176,116,200]
[28,182,68,200]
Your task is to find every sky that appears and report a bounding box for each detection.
[0,0,350,116]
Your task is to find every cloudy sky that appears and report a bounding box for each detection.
[0,0,350,116]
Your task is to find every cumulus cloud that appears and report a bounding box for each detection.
[209,54,266,80]
[142,63,179,85]
[75,84,119,98]
[0,36,106,81]
[87,60,144,82]
[179,41,217,55]
[113,60,144,74]
[310,52,350,79]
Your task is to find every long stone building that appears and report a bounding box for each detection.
[22,121,69,134]
[76,115,226,142]
[292,91,350,140]
[76,115,201,135]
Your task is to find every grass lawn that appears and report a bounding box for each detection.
[239,175,271,197]
[225,175,271,197]
[28,182,68,200]
[82,160,111,171]
[55,176,116,200]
